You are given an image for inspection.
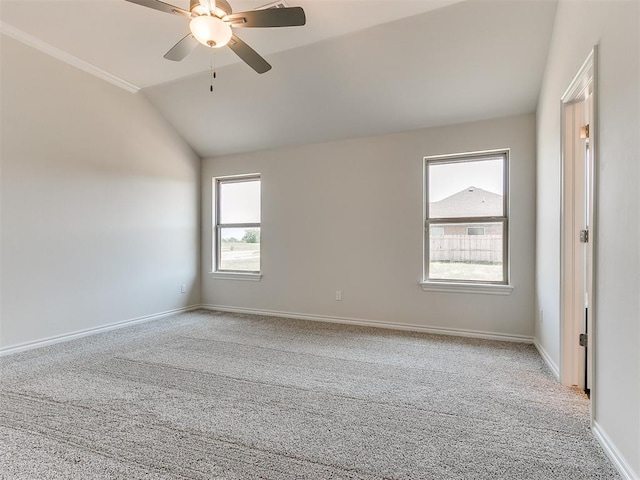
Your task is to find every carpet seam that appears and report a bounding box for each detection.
[1,391,386,480]
[94,357,592,441]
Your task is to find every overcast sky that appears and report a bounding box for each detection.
[220,180,261,223]
[219,180,260,240]
[429,158,504,202]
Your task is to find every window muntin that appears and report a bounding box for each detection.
[214,175,261,274]
[424,152,508,285]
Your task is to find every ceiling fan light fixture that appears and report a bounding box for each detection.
[190,15,232,48]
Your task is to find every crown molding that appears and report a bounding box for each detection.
[0,21,140,94]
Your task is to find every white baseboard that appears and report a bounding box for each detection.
[0,305,201,356]
[533,338,560,380]
[200,304,534,343]
[592,421,639,480]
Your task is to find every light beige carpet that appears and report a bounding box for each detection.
[0,310,619,479]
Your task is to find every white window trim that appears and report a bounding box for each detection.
[210,272,263,281]
[423,149,511,289]
[212,173,262,280]
[419,281,513,295]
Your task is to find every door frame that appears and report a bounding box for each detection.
[559,46,598,422]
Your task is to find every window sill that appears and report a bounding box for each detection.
[210,272,262,282]
[419,281,513,295]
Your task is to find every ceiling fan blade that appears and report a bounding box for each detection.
[227,34,272,74]
[125,0,190,18]
[224,7,306,28]
[164,34,199,61]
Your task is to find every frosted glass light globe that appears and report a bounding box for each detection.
[190,15,232,48]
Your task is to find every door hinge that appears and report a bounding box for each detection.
[579,229,589,243]
[579,333,588,347]
[580,124,590,139]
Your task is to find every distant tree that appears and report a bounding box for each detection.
[242,229,260,243]
[222,237,239,243]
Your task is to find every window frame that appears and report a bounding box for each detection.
[423,150,509,287]
[213,173,262,278]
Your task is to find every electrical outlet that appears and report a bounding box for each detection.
[335,291,342,301]
[539,309,544,323]
[181,284,186,294]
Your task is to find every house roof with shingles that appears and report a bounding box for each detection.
[430,187,503,218]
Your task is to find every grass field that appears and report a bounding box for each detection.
[429,261,503,282]
[220,242,260,272]
[218,244,500,280]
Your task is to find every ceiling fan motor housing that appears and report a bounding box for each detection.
[190,0,232,17]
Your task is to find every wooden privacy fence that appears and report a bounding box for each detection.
[430,235,502,264]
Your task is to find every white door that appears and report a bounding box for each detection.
[562,93,593,392]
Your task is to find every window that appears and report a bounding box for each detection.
[214,175,261,276]
[424,151,508,285]
[467,227,485,236]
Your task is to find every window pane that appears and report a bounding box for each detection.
[219,227,260,272]
[429,158,504,218]
[429,222,503,282]
[219,180,260,224]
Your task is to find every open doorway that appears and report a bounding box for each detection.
[560,47,597,406]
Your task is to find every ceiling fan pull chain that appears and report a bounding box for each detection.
[210,50,215,92]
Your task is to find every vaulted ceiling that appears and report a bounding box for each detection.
[1,0,558,157]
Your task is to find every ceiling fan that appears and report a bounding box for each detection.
[125,0,306,74]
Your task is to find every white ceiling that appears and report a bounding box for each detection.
[1,0,464,88]
[1,0,558,157]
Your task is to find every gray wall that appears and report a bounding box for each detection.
[202,113,536,338]
[0,36,201,349]
[535,0,639,475]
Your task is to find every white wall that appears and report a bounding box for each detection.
[0,36,201,350]
[535,0,639,476]
[202,114,536,339]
